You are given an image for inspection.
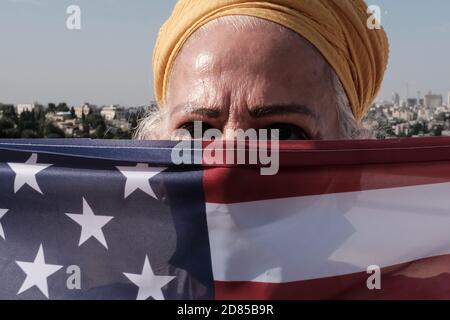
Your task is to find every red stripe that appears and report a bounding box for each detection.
[204,138,450,299]
[204,161,450,203]
[214,254,450,300]
[202,138,450,203]
[202,137,450,167]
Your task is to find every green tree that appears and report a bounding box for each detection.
[48,103,57,113]
[1,105,18,123]
[129,113,138,131]
[70,107,76,119]
[81,113,90,138]
[0,118,20,138]
[56,103,69,112]
[16,110,40,138]
[21,129,39,139]
[94,122,107,138]
[37,110,46,137]
[44,123,65,138]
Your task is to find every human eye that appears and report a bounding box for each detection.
[177,121,215,139]
[265,123,310,140]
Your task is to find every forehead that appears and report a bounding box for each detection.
[167,19,333,107]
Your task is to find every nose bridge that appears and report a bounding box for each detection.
[221,109,253,140]
[222,125,239,140]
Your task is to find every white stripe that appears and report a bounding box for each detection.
[206,182,450,283]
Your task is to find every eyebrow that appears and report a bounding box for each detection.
[189,107,222,118]
[172,103,318,120]
[171,104,222,118]
[249,104,318,120]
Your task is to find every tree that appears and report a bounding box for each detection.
[81,113,90,138]
[18,110,39,137]
[44,123,65,138]
[113,128,131,139]
[0,118,20,138]
[1,105,18,123]
[21,129,39,139]
[410,122,428,136]
[48,103,57,113]
[129,113,138,130]
[37,110,46,137]
[56,103,69,112]
[0,102,133,139]
[432,125,443,136]
[94,122,107,138]
[70,107,76,119]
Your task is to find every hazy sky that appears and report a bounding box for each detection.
[1,0,449,106]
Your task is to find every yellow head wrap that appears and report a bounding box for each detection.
[153,0,389,122]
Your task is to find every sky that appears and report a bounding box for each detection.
[0,0,449,106]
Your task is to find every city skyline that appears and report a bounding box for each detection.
[1,0,450,106]
[3,89,450,109]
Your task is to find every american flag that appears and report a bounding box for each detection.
[2,138,450,300]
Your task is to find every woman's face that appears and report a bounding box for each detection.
[164,21,344,141]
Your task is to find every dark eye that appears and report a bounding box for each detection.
[266,123,310,140]
[178,121,214,139]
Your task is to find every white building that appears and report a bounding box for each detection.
[101,105,126,121]
[392,92,400,105]
[417,109,431,121]
[424,92,443,109]
[16,104,35,115]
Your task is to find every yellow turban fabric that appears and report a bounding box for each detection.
[153,0,389,122]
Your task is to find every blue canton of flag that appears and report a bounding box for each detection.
[0,140,214,300]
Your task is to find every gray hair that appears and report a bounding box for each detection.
[135,15,369,140]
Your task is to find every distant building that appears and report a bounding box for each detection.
[392,92,400,105]
[46,111,72,123]
[447,92,450,106]
[417,109,431,121]
[56,111,72,118]
[16,104,35,115]
[100,105,126,121]
[74,104,91,118]
[424,92,443,109]
[407,98,418,107]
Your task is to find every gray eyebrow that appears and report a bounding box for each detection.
[189,107,222,118]
[249,104,318,119]
[171,104,222,118]
[171,103,318,120]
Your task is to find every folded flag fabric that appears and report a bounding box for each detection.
[2,138,450,300]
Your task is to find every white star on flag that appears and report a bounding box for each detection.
[0,209,9,240]
[65,198,114,249]
[116,163,166,199]
[123,255,176,300]
[15,244,63,299]
[7,153,52,194]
